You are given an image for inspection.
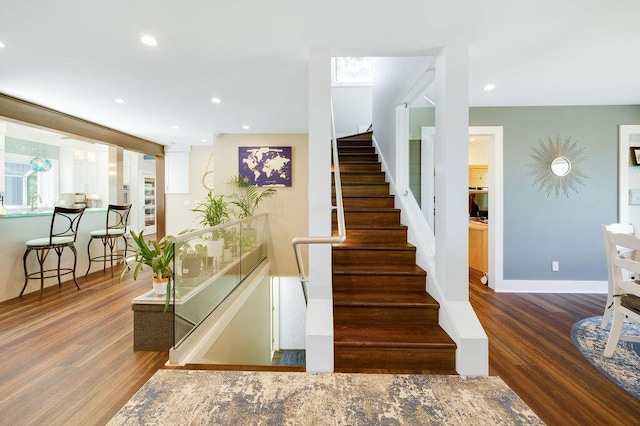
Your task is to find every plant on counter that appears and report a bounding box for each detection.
[227,175,276,219]
[120,229,175,311]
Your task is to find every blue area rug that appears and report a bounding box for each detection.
[279,349,305,366]
[571,316,640,399]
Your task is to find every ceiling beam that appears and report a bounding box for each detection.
[0,93,164,157]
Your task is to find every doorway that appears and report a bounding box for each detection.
[469,126,503,291]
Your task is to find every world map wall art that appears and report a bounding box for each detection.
[238,146,292,187]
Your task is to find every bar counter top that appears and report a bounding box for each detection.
[0,207,106,219]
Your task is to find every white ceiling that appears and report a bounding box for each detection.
[0,0,638,148]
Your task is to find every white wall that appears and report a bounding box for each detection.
[200,270,272,365]
[332,86,372,137]
[165,134,309,276]
[278,276,306,349]
[469,138,489,165]
[371,57,435,183]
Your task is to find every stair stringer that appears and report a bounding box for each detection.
[371,135,489,377]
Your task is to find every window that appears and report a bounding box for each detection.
[4,153,58,207]
[332,57,372,86]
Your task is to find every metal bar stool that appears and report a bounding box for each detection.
[85,204,132,277]
[20,206,86,300]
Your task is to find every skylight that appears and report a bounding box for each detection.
[332,57,372,86]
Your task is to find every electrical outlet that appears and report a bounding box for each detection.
[552,261,559,271]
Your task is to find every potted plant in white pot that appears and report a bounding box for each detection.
[192,191,230,267]
[120,230,175,310]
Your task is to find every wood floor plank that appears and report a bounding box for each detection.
[0,267,168,426]
[469,280,639,425]
[0,262,637,425]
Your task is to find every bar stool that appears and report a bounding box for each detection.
[20,206,86,300]
[85,204,132,277]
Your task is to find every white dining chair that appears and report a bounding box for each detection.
[601,223,635,328]
[601,228,640,357]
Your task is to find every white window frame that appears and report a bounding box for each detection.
[331,57,372,87]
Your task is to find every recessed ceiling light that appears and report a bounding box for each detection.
[483,84,496,91]
[201,138,207,143]
[242,125,250,130]
[211,97,221,104]
[469,137,476,141]
[172,125,179,129]
[114,98,125,104]
[141,35,157,46]
[0,42,5,48]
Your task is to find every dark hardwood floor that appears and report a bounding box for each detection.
[0,266,637,425]
[470,280,639,425]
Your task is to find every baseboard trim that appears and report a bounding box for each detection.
[497,280,607,293]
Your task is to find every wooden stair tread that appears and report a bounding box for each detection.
[333,264,426,275]
[333,242,414,250]
[334,323,455,348]
[332,224,407,231]
[342,207,399,213]
[340,194,394,199]
[334,171,384,175]
[334,291,438,307]
[341,181,387,186]
[337,160,380,165]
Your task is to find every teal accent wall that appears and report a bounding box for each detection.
[410,107,435,139]
[470,105,640,281]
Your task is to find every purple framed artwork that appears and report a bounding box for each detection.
[238,146,292,187]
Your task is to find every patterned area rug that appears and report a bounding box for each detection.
[109,370,542,425]
[571,316,640,399]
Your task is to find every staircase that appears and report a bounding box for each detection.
[332,132,457,374]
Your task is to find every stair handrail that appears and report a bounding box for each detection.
[292,100,346,304]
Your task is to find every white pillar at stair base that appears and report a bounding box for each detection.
[433,41,489,376]
[306,47,333,372]
[434,41,470,302]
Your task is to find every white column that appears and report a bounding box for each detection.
[434,42,470,302]
[306,47,333,372]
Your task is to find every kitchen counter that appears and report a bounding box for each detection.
[0,207,106,219]
[468,218,488,226]
[0,208,114,303]
[469,219,488,277]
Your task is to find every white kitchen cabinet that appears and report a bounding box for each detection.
[469,165,488,188]
[165,150,190,194]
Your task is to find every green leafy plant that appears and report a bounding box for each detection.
[228,175,276,219]
[192,192,231,227]
[120,229,175,311]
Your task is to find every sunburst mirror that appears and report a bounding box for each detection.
[527,135,589,198]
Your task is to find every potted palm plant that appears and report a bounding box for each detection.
[228,175,276,251]
[121,230,175,310]
[228,175,276,219]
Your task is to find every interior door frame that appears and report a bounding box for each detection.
[618,125,640,225]
[469,126,503,291]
